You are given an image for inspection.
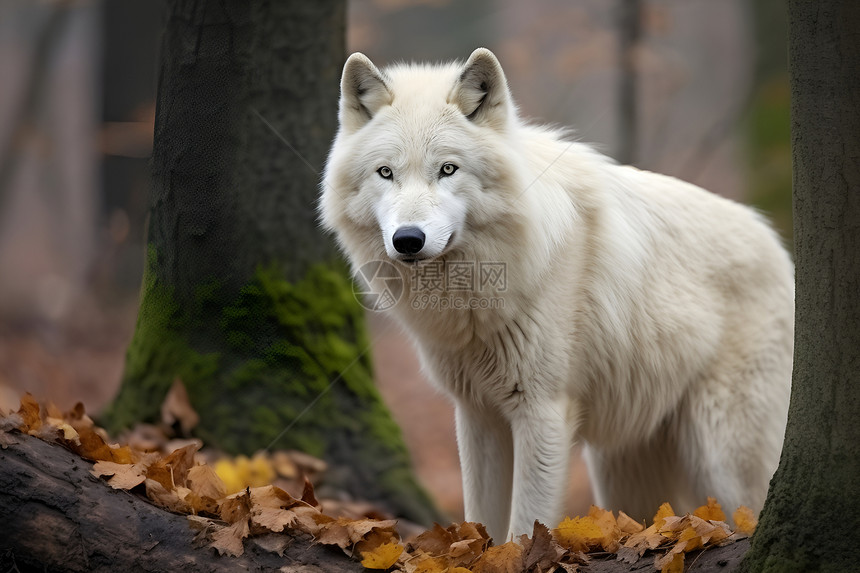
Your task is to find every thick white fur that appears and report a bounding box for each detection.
[320,49,793,542]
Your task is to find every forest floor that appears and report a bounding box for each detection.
[0,296,754,572]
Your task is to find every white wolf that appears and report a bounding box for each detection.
[320,48,793,542]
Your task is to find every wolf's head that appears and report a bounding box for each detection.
[320,48,526,268]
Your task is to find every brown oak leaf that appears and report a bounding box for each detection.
[519,521,565,572]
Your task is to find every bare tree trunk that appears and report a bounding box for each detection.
[616,0,641,166]
[0,1,98,321]
[741,2,860,571]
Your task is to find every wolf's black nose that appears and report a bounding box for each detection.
[393,226,425,255]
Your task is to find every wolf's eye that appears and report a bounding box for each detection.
[377,166,393,179]
[440,163,459,177]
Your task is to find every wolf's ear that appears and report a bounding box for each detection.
[339,53,392,133]
[449,48,511,130]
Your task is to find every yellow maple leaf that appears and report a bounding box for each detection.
[554,516,603,552]
[214,458,243,494]
[588,505,623,552]
[214,453,275,494]
[653,502,675,529]
[661,552,684,573]
[360,541,404,569]
[733,505,758,535]
[693,496,727,522]
[678,525,704,552]
[472,541,524,573]
[408,553,448,573]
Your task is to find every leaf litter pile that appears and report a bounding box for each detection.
[0,390,757,573]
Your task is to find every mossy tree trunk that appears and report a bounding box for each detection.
[101,0,440,525]
[740,2,860,571]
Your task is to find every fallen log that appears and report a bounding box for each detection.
[0,431,750,572]
[0,432,362,572]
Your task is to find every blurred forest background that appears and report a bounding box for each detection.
[0,0,791,521]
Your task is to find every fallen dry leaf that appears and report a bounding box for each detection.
[145,478,191,513]
[250,484,303,510]
[252,506,299,533]
[246,484,311,533]
[315,517,398,553]
[520,521,565,572]
[622,522,670,558]
[471,541,524,573]
[588,505,622,552]
[653,502,675,529]
[6,393,765,572]
[17,393,41,434]
[301,477,321,509]
[146,442,200,490]
[409,523,455,556]
[355,527,401,559]
[187,464,227,502]
[203,489,254,556]
[401,551,448,573]
[617,510,645,535]
[34,405,82,445]
[678,525,704,552]
[211,518,250,557]
[657,551,685,573]
[220,489,253,523]
[407,521,491,570]
[91,459,149,490]
[214,453,276,494]
[693,496,727,522]
[554,515,603,552]
[65,420,134,464]
[360,541,404,569]
[160,378,200,436]
[733,505,758,536]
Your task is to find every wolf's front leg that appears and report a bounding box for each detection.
[506,397,576,539]
[455,402,514,543]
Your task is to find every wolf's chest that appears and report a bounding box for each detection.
[416,320,570,409]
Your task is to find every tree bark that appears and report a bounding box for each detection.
[741,2,860,571]
[0,432,363,573]
[100,0,440,525]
